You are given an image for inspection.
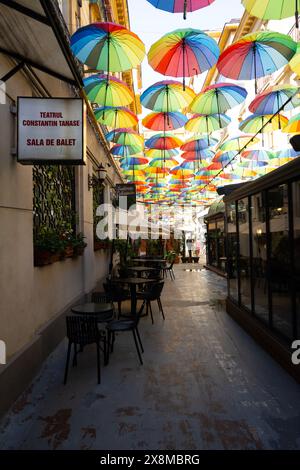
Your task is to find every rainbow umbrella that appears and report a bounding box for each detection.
[111,144,142,157]
[145,134,183,149]
[95,106,138,128]
[148,29,220,89]
[271,148,300,159]
[142,112,187,131]
[190,83,247,125]
[106,128,143,146]
[181,135,218,151]
[70,22,145,71]
[145,148,179,158]
[120,156,149,166]
[149,157,177,169]
[146,0,215,20]
[242,0,300,29]
[217,31,297,93]
[185,113,231,134]
[241,149,272,162]
[141,80,195,115]
[213,151,236,165]
[218,134,260,152]
[84,74,133,110]
[283,112,300,133]
[249,85,300,115]
[239,114,288,135]
[182,149,214,161]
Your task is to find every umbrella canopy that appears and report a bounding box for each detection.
[190,83,247,120]
[249,85,300,114]
[149,158,177,169]
[181,135,218,151]
[145,148,179,159]
[83,74,134,108]
[283,112,300,133]
[141,80,195,112]
[242,0,300,28]
[111,144,142,157]
[217,31,297,93]
[120,156,149,166]
[145,133,183,149]
[142,112,187,130]
[289,42,300,75]
[185,113,231,134]
[213,151,236,164]
[148,28,220,89]
[182,149,214,161]
[106,128,143,146]
[239,114,288,133]
[218,134,260,152]
[241,149,273,162]
[70,22,145,71]
[271,148,300,159]
[146,0,215,19]
[95,106,138,128]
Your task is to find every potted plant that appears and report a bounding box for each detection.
[72,233,87,256]
[34,227,65,266]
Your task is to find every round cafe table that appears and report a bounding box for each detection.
[127,266,157,278]
[111,278,156,316]
[71,302,114,323]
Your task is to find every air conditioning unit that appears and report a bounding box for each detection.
[290,135,300,151]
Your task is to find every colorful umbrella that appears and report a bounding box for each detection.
[185,113,231,134]
[149,157,177,169]
[148,28,220,89]
[70,22,145,71]
[218,134,260,152]
[120,156,149,166]
[145,134,183,149]
[142,112,187,131]
[146,0,215,20]
[213,151,236,164]
[283,112,300,133]
[217,31,297,93]
[241,149,272,162]
[239,114,288,133]
[141,80,195,114]
[242,0,300,29]
[106,128,143,146]
[111,144,142,157]
[181,135,218,151]
[84,74,134,110]
[289,42,300,75]
[145,148,179,158]
[182,149,214,161]
[190,83,247,125]
[271,148,300,159]
[249,85,300,118]
[95,106,138,128]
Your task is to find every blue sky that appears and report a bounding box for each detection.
[127,0,245,90]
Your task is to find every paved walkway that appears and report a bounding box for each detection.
[1,266,300,450]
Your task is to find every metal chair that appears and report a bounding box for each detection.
[64,315,104,385]
[91,292,110,303]
[163,260,175,280]
[136,280,165,324]
[103,281,131,318]
[106,316,144,366]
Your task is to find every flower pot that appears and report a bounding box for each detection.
[73,246,85,256]
[34,249,53,266]
[62,245,74,259]
[94,240,109,251]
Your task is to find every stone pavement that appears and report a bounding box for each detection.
[0,265,300,450]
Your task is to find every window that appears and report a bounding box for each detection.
[238,198,251,311]
[292,180,300,337]
[251,192,269,323]
[93,181,105,250]
[227,201,238,301]
[268,184,293,339]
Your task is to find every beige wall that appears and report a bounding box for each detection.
[0,43,121,359]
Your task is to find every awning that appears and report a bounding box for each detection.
[0,0,82,86]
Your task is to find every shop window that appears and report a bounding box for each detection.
[226,201,238,301]
[238,198,251,311]
[251,192,269,323]
[268,184,293,339]
[292,180,300,337]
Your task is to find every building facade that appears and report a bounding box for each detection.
[0,0,133,416]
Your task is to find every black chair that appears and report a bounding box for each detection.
[64,315,104,385]
[103,281,131,318]
[163,260,175,280]
[91,292,110,303]
[106,316,144,366]
[136,280,165,324]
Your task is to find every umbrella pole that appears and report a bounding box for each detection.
[296,0,299,29]
[216,90,222,128]
[261,116,265,147]
[206,116,210,145]
[182,39,186,91]
[277,93,281,130]
[183,0,187,20]
[253,44,258,95]
[166,87,170,125]
[113,109,118,141]
[103,35,111,119]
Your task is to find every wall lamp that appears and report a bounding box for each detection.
[88,163,107,190]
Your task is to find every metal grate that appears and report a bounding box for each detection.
[33,165,76,239]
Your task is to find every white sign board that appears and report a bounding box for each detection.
[18,97,84,164]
